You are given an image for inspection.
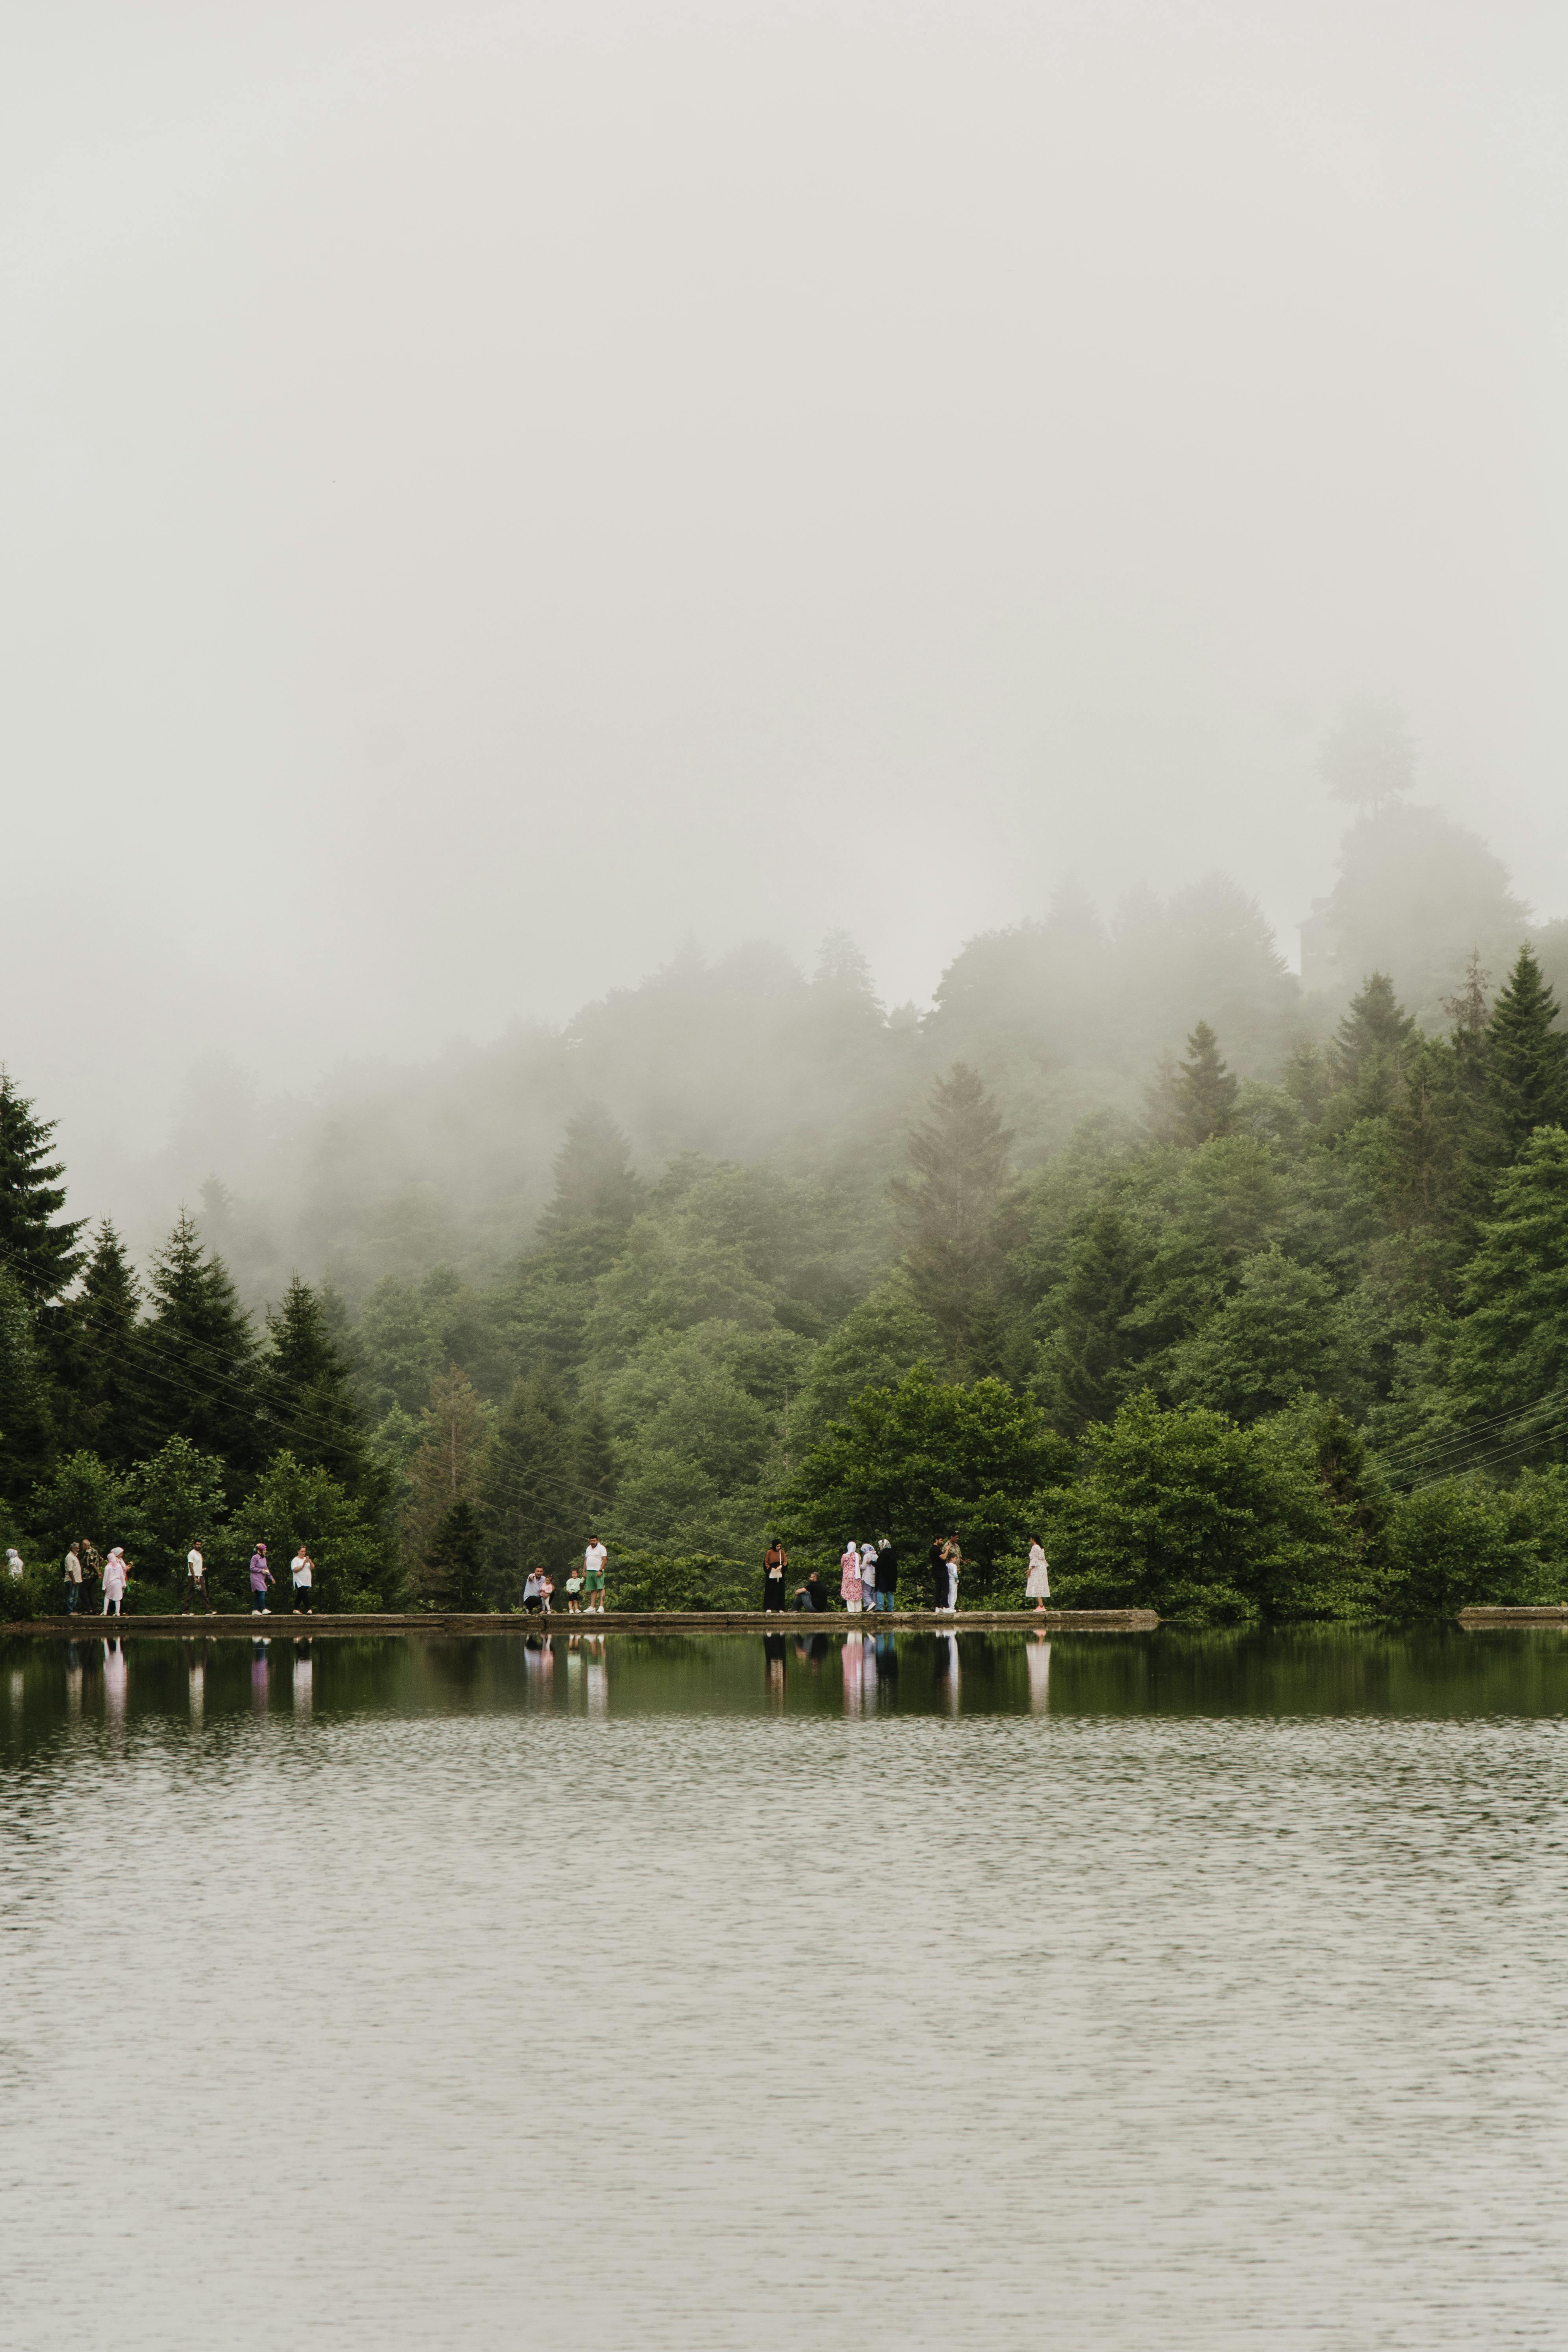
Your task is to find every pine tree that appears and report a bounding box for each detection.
[421,1497,486,1611]
[572,1388,617,1525]
[479,1372,577,1603]
[259,1274,373,1495]
[1038,1205,1152,1434]
[0,1072,84,1304]
[1445,1126,1568,1457]
[0,1265,56,1500]
[402,1366,491,1597]
[1327,973,1414,1123]
[1484,944,1568,1160]
[50,1221,143,1464]
[137,1210,261,1478]
[537,1108,645,1245]
[1149,1022,1239,1147]
[890,1064,1014,1360]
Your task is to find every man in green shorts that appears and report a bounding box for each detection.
[583,1536,608,1613]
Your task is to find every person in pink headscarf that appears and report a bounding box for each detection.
[101,1548,130,1616]
[839,1542,862,1614]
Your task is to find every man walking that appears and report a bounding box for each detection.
[183,1538,213,1614]
[583,1535,608,1614]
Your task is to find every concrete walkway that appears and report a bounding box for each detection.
[7,1607,1158,1640]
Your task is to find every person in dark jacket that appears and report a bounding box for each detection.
[791,1572,828,1612]
[873,1536,898,1612]
[929,1536,949,1611]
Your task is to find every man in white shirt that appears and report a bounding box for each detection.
[290,1548,314,1616]
[583,1537,608,1614]
[183,1540,213,1615]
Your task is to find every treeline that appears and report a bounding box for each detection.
[8,851,1568,1621]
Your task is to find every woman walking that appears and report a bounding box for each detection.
[248,1543,275,1615]
[840,1542,863,1615]
[1025,1535,1050,1614]
[101,1547,130,1616]
[763,1539,788,1612]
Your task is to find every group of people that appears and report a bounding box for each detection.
[56,1538,319,1615]
[765,1534,1051,1614]
[523,1539,608,1616]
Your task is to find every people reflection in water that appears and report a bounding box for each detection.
[934,1631,960,1711]
[251,1641,269,1709]
[764,1632,786,1703]
[103,1638,127,1724]
[189,1655,205,1728]
[293,1645,313,1717]
[1026,1634,1051,1713]
[841,1632,864,1715]
[584,1639,607,1716]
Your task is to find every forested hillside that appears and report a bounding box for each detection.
[8,782,1568,1623]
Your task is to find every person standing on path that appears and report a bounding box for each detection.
[873,1536,898,1613]
[928,1536,949,1612]
[859,1542,878,1614]
[101,1547,130,1616]
[64,1544,83,1614]
[1025,1536,1050,1613]
[583,1536,608,1613]
[81,1540,103,1609]
[763,1540,789,1612]
[290,1546,314,1615]
[564,1567,584,1612]
[840,1542,863,1614]
[248,1543,275,1615]
[183,1540,213,1614]
[938,1540,961,1614]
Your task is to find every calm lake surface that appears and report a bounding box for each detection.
[4,1626,1567,2350]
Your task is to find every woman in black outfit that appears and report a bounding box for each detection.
[763,1540,789,1611]
[929,1536,949,1612]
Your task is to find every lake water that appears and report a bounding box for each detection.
[4,1626,1567,2350]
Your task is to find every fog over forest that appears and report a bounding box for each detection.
[5,1,1568,1622]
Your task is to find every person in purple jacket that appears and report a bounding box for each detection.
[248,1543,275,1615]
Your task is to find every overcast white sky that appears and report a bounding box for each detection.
[3,0,1566,1172]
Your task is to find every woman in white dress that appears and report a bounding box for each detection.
[1025,1536,1050,1613]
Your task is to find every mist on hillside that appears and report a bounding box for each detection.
[5,0,1566,1218]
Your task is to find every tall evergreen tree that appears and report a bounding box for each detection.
[0,1265,56,1500]
[536,1108,645,1246]
[1038,1205,1153,1434]
[137,1210,261,1478]
[1445,1126,1568,1459]
[260,1274,373,1496]
[1484,944,1568,1160]
[479,1372,577,1601]
[402,1366,491,1597]
[51,1221,143,1464]
[421,1497,486,1611]
[890,1064,1014,1359]
[1148,1021,1239,1147]
[572,1388,617,1527]
[1327,973,1414,1123]
[0,1072,84,1304]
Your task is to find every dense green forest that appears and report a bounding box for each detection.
[8,775,1568,1624]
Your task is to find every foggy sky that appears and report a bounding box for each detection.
[4,0,1566,1201]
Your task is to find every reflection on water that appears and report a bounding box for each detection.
[4,1626,1568,2352]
